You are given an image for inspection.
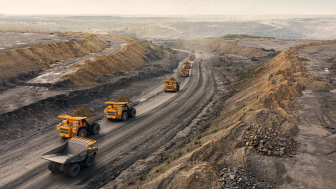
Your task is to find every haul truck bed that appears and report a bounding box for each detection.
[42,137,97,177]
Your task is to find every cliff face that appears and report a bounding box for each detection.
[0,34,107,81]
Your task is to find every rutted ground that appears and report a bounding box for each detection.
[1,34,335,189]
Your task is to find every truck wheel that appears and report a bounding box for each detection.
[85,155,95,167]
[67,163,80,178]
[78,128,87,138]
[121,111,128,121]
[130,108,136,117]
[48,161,54,172]
[52,162,61,173]
[92,124,100,135]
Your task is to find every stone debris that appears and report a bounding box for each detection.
[244,124,297,157]
[220,165,275,189]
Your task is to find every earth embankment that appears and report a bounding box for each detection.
[67,41,147,85]
[0,34,107,82]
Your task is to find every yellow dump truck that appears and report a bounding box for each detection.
[220,57,227,62]
[251,56,259,61]
[184,61,191,69]
[180,69,189,77]
[104,102,136,121]
[164,80,180,92]
[42,137,98,177]
[56,115,102,138]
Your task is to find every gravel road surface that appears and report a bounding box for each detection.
[0,51,215,189]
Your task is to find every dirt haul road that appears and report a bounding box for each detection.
[0,52,215,189]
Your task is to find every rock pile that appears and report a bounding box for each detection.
[116,96,132,103]
[168,77,177,81]
[220,165,274,189]
[72,108,97,118]
[244,124,297,157]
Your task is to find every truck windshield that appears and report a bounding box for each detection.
[118,106,122,109]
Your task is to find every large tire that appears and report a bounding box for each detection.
[91,124,100,135]
[67,163,81,178]
[52,162,61,173]
[85,155,95,167]
[130,108,136,117]
[48,161,54,172]
[121,111,128,121]
[77,128,87,138]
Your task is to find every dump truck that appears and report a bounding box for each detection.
[104,102,136,121]
[184,61,191,69]
[57,115,102,138]
[189,55,196,61]
[42,137,98,177]
[220,57,227,62]
[180,69,189,77]
[164,80,179,92]
[251,56,259,61]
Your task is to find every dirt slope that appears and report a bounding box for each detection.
[0,34,107,81]
[207,38,269,58]
[66,41,147,85]
[131,40,336,188]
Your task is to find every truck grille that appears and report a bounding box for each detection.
[108,111,115,116]
[167,86,173,89]
[60,128,68,131]
[61,131,69,134]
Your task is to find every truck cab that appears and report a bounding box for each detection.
[184,61,191,69]
[180,69,189,77]
[57,115,101,138]
[164,80,180,92]
[104,102,136,121]
[220,57,227,62]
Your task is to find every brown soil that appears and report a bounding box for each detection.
[72,108,97,118]
[168,77,177,81]
[0,34,107,81]
[71,63,81,67]
[68,41,146,85]
[116,96,132,103]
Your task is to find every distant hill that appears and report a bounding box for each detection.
[221,34,276,39]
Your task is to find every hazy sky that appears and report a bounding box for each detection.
[1,0,336,15]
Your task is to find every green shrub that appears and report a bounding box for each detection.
[177,151,182,158]
[139,173,147,181]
